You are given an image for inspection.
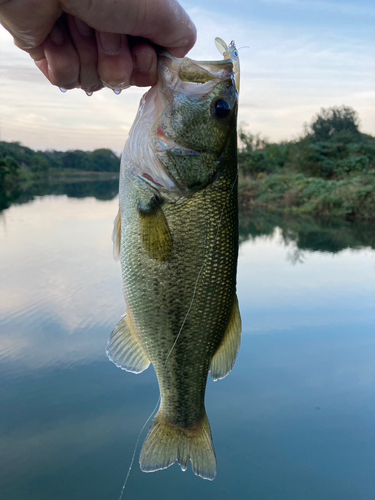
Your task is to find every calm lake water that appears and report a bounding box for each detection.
[1,181,375,500]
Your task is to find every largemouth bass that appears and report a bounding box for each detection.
[108,39,241,481]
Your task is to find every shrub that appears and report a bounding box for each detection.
[238,130,288,176]
[308,106,360,142]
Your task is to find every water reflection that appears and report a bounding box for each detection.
[240,209,375,253]
[0,177,118,212]
[1,183,375,500]
[0,196,124,376]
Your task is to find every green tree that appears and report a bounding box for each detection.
[31,155,50,176]
[0,156,21,211]
[61,150,91,170]
[308,105,360,142]
[238,130,288,176]
[0,156,20,185]
[90,149,119,172]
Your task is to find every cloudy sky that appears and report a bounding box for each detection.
[0,0,374,152]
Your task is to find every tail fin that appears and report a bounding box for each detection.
[139,411,217,481]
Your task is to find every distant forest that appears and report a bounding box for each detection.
[0,143,120,211]
[0,142,120,176]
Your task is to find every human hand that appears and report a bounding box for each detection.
[0,0,196,93]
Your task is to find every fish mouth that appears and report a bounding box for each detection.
[158,36,239,94]
[158,52,235,90]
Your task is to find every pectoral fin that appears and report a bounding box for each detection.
[107,313,150,373]
[210,295,242,381]
[112,208,121,262]
[138,199,172,261]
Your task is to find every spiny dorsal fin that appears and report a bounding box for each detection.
[112,208,121,262]
[140,410,217,480]
[138,200,172,261]
[210,295,242,381]
[107,313,150,373]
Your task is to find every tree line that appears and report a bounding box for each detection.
[239,105,375,180]
[0,144,121,211]
[2,105,373,185]
[0,142,120,176]
[1,106,374,218]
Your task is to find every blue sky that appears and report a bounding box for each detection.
[0,0,374,151]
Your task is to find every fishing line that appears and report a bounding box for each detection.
[164,171,239,366]
[118,395,161,500]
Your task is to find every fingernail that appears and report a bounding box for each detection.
[99,32,121,55]
[74,17,92,37]
[135,52,153,73]
[50,24,65,45]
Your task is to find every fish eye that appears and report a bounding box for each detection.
[213,99,232,120]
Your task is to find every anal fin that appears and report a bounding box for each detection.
[107,313,150,373]
[210,294,242,381]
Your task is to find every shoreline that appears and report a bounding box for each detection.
[238,171,375,222]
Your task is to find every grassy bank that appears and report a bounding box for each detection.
[238,106,375,221]
[239,171,375,221]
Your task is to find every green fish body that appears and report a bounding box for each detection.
[108,41,242,481]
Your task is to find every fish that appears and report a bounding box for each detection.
[108,39,241,481]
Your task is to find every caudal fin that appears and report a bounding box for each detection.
[140,411,217,481]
